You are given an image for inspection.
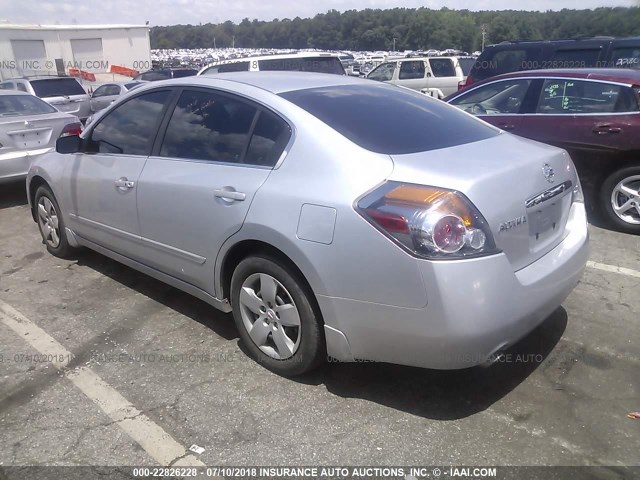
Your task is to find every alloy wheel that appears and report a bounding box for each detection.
[610,174,640,225]
[37,196,61,248]
[238,273,301,360]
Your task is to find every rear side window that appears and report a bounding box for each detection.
[245,110,292,167]
[610,47,640,68]
[30,78,85,97]
[399,61,425,80]
[258,57,345,75]
[160,90,257,163]
[551,49,601,68]
[429,58,456,77]
[281,84,497,155]
[90,90,170,155]
[537,79,638,114]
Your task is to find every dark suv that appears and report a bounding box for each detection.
[447,68,640,233]
[465,36,640,88]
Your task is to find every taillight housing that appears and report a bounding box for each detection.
[356,182,499,260]
[60,122,83,137]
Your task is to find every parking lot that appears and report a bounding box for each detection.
[0,180,639,469]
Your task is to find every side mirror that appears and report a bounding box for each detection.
[56,135,81,154]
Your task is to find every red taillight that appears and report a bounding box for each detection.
[364,208,410,234]
[60,122,83,137]
[357,182,498,260]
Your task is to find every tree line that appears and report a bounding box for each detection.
[150,7,640,52]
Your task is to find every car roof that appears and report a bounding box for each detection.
[483,68,640,85]
[202,52,340,67]
[146,71,367,94]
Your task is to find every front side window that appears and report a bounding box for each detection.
[160,90,257,163]
[429,58,456,77]
[367,62,396,82]
[90,90,170,155]
[399,61,425,80]
[92,85,109,98]
[449,79,532,115]
[537,79,638,114]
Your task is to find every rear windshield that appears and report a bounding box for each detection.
[259,57,345,75]
[281,84,497,155]
[30,78,86,97]
[0,94,56,116]
[172,69,198,78]
[458,57,476,76]
[202,62,250,74]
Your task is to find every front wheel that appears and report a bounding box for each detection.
[230,255,325,376]
[34,185,76,258]
[600,166,640,234]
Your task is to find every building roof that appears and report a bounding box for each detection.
[0,23,149,31]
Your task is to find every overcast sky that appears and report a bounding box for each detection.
[0,0,635,26]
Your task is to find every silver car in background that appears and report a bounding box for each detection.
[0,91,81,184]
[89,81,144,113]
[26,73,589,376]
[0,76,91,122]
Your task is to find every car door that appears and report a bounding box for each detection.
[65,89,174,259]
[135,88,291,293]
[89,85,111,112]
[520,78,640,155]
[447,78,534,134]
[395,60,427,91]
[426,58,458,97]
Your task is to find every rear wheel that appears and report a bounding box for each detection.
[600,166,640,234]
[35,186,75,258]
[230,255,325,376]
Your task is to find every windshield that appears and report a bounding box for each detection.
[281,83,497,155]
[30,78,86,97]
[0,94,57,116]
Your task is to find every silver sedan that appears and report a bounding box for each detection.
[0,91,81,184]
[26,73,589,376]
[89,81,144,113]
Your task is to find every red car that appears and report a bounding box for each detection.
[447,68,640,234]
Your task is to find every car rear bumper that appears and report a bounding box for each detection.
[319,202,589,369]
[0,147,53,183]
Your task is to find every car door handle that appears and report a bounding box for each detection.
[213,188,246,201]
[114,178,135,189]
[593,125,622,135]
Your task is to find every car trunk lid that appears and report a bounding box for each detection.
[388,133,579,271]
[0,112,76,151]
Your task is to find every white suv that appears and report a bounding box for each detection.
[366,56,475,99]
[198,52,346,76]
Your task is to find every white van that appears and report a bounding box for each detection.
[366,56,475,99]
[199,52,346,76]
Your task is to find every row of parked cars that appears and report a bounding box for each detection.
[3,35,638,377]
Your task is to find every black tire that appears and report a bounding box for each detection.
[230,255,325,376]
[600,165,640,235]
[34,185,75,258]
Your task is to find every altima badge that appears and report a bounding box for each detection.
[499,215,527,233]
[543,163,555,183]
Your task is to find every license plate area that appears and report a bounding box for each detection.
[9,128,51,149]
[527,192,572,251]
